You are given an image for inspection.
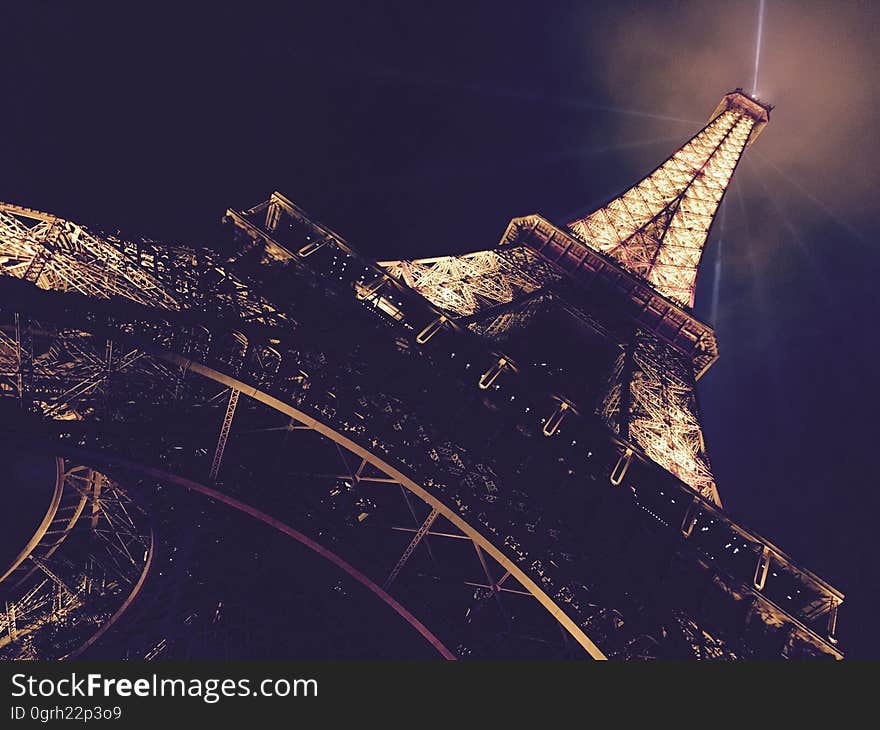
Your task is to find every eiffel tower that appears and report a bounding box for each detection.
[0,89,843,659]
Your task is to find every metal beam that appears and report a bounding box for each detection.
[399,486,439,568]
[463,581,532,597]
[90,472,104,530]
[391,526,469,540]
[209,388,240,481]
[13,313,33,407]
[474,542,511,625]
[43,349,143,418]
[383,508,439,590]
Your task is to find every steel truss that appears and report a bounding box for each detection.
[0,256,842,659]
[0,202,288,327]
[362,92,770,508]
[568,91,769,308]
[380,248,558,319]
[0,462,152,660]
[0,89,843,660]
[601,330,718,504]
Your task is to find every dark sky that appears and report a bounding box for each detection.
[2,1,877,657]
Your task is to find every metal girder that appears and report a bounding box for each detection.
[473,542,499,593]
[383,508,439,590]
[463,581,530,597]
[209,388,240,481]
[13,313,33,406]
[2,286,841,658]
[0,462,151,660]
[90,471,104,530]
[0,205,180,310]
[23,247,52,284]
[43,348,145,419]
[472,542,512,626]
[0,99,847,662]
[399,486,439,568]
[379,247,558,319]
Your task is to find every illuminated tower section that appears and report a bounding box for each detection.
[568,90,769,308]
[0,88,843,660]
[570,90,769,505]
[381,90,772,507]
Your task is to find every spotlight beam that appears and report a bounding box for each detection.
[753,0,766,95]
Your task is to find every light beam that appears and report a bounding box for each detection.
[752,0,766,95]
[710,203,725,324]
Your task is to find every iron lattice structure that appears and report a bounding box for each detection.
[380,91,770,506]
[0,89,844,660]
[567,92,768,308]
[0,460,152,660]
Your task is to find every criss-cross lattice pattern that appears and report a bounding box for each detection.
[0,202,288,327]
[380,247,557,317]
[0,204,180,310]
[567,109,756,307]
[600,331,718,503]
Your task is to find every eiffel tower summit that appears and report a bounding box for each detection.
[0,88,844,660]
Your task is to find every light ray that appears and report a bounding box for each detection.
[733,177,770,328]
[375,134,683,189]
[537,134,684,166]
[752,0,766,95]
[567,104,757,307]
[489,134,685,179]
[370,67,701,124]
[754,152,866,244]
[710,201,725,324]
[744,159,832,301]
[732,175,783,395]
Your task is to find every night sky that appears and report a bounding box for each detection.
[2,2,877,657]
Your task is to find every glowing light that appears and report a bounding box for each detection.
[602,332,719,503]
[567,109,756,307]
[710,238,723,323]
[380,250,549,316]
[0,203,179,310]
[383,93,764,506]
[753,0,766,96]
[710,201,726,323]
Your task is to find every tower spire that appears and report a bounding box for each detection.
[567,89,771,308]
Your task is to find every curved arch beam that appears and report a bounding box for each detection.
[63,527,155,661]
[0,460,154,661]
[145,347,607,660]
[0,457,65,584]
[53,446,456,661]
